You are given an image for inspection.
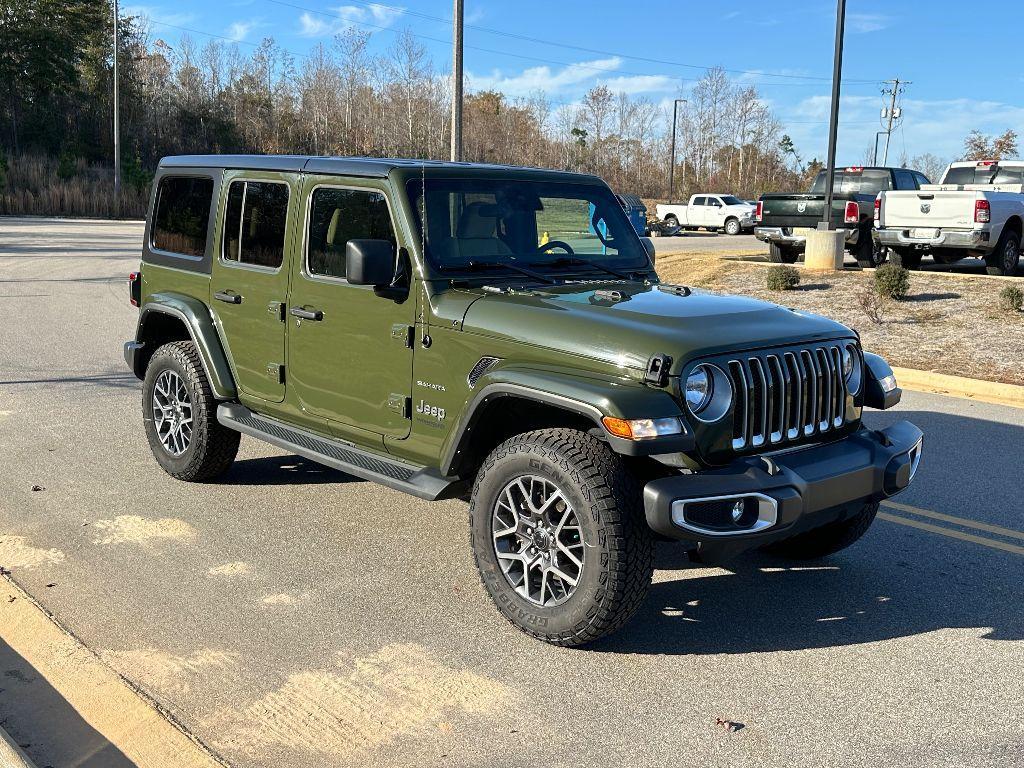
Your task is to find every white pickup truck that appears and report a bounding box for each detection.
[656,194,755,235]
[875,160,1024,275]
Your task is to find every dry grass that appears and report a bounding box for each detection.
[0,154,148,218]
[658,253,1024,386]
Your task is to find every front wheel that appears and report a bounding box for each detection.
[724,218,741,236]
[763,502,879,559]
[469,429,654,647]
[768,242,799,263]
[143,341,240,481]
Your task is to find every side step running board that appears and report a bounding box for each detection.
[217,403,463,501]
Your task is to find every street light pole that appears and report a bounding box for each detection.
[113,0,121,210]
[820,0,846,230]
[668,98,687,204]
[450,0,464,162]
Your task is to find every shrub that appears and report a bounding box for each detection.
[874,263,910,300]
[857,286,885,325]
[766,265,800,291]
[999,284,1024,312]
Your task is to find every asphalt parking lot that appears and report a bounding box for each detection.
[1,217,1022,767]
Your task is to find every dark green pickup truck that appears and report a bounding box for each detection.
[755,166,931,267]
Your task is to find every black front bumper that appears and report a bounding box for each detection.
[643,421,922,559]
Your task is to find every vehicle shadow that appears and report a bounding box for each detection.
[0,371,140,390]
[221,455,361,486]
[0,638,136,767]
[906,292,961,301]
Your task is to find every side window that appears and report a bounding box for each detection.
[914,172,931,187]
[307,187,397,280]
[692,196,707,206]
[894,170,916,190]
[709,197,723,207]
[151,176,214,257]
[222,180,290,269]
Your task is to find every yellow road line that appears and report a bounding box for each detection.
[877,512,1024,556]
[881,500,1024,542]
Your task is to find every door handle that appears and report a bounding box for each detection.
[214,290,242,304]
[289,306,323,321]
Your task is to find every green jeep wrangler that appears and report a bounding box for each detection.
[125,155,923,646]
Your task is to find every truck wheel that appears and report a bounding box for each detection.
[664,214,679,229]
[985,229,1021,276]
[768,242,799,263]
[888,247,922,269]
[469,428,654,647]
[763,502,879,559]
[931,248,961,265]
[142,341,240,482]
[855,232,886,268]
[724,217,741,236]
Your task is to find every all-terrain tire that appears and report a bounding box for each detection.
[724,217,741,236]
[888,247,922,269]
[768,242,799,263]
[763,502,879,559]
[469,428,654,647]
[143,341,240,482]
[985,228,1021,276]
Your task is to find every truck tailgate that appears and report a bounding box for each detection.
[880,189,976,228]
[758,195,826,228]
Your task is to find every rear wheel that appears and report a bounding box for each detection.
[854,230,886,268]
[888,247,922,269]
[931,248,961,265]
[663,214,679,229]
[469,428,654,646]
[143,341,240,481]
[763,502,879,559]
[768,242,799,263]
[724,217,741,236]
[985,228,1021,276]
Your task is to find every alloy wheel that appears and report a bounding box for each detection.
[492,475,585,607]
[152,369,193,456]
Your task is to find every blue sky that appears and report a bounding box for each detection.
[127,0,1024,164]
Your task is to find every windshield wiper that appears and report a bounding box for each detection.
[533,256,639,281]
[440,260,555,284]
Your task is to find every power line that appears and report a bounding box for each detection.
[262,0,881,84]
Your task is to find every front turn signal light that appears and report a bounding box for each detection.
[602,416,683,440]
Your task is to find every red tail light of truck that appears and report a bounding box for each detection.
[974,199,991,223]
[873,194,881,225]
[755,200,763,222]
[844,200,860,224]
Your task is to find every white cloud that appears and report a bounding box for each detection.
[848,13,890,33]
[468,57,622,98]
[598,74,678,96]
[226,19,256,42]
[124,4,196,27]
[298,3,404,37]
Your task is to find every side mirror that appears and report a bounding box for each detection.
[346,239,395,286]
[640,236,656,264]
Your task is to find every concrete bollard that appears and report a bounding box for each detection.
[803,228,845,271]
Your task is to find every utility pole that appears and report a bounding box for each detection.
[450,0,464,162]
[880,78,908,165]
[113,0,121,209]
[820,0,845,230]
[668,98,686,203]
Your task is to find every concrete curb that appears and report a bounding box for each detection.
[0,727,37,768]
[894,366,1024,409]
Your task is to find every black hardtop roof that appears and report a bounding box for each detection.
[158,154,602,183]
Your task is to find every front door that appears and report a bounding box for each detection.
[704,197,724,227]
[210,171,295,403]
[286,176,414,440]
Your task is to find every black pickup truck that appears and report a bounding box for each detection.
[754,166,931,267]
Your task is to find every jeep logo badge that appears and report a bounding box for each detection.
[920,203,931,214]
[796,201,807,213]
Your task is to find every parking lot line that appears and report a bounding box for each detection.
[881,500,1024,541]
[877,511,1024,556]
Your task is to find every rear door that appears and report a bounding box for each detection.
[210,171,296,403]
[285,176,415,441]
[690,196,707,226]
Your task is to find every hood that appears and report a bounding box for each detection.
[455,282,852,374]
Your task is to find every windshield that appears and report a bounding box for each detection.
[406,178,649,274]
[942,165,1024,185]
[720,195,744,206]
[810,169,892,196]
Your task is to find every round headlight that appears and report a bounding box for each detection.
[684,364,732,422]
[843,344,863,394]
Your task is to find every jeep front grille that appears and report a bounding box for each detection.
[727,344,849,451]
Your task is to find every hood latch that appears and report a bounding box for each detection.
[644,353,673,386]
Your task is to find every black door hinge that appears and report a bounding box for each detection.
[644,353,672,387]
